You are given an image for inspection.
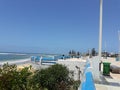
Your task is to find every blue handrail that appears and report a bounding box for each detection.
[80,61,96,90]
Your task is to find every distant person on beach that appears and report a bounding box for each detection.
[62,54,65,59]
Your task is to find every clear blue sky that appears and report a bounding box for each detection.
[0,0,120,54]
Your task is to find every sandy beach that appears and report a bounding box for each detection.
[17,61,33,70]
[0,58,32,70]
[0,58,31,65]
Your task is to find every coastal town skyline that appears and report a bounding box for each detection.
[0,0,120,54]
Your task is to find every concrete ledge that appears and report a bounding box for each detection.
[95,84,120,90]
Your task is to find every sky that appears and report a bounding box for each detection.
[0,0,120,54]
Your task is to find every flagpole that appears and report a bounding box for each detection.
[118,31,120,60]
[98,0,103,61]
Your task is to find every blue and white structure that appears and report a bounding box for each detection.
[41,56,57,65]
[79,59,96,90]
[31,56,41,65]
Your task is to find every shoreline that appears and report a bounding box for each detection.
[0,58,31,66]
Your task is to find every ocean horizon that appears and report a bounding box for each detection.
[0,52,60,61]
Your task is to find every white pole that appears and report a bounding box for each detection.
[98,0,103,61]
[118,31,120,60]
[105,41,107,58]
[92,0,103,81]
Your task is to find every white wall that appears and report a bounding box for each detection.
[90,56,100,82]
[57,59,86,81]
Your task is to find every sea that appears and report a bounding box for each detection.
[0,52,59,62]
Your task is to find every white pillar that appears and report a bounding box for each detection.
[118,31,120,60]
[98,0,103,61]
[92,0,103,81]
[91,56,100,81]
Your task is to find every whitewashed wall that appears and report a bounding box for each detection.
[57,59,86,81]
